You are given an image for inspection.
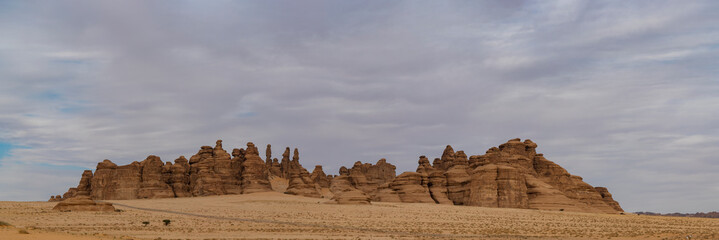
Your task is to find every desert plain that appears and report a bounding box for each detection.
[1,192,718,240]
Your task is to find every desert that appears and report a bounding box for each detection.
[2,192,719,239]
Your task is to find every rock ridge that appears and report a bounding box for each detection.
[53,138,623,214]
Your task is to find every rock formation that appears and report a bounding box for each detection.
[310,165,332,188]
[410,138,622,213]
[170,156,191,197]
[54,138,623,214]
[331,159,396,199]
[386,172,435,203]
[53,196,115,212]
[57,140,317,200]
[239,142,272,194]
[284,148,322,198]
[329,167,371,204]
[595,187,624,212]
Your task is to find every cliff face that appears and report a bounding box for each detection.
[55,138,623,214]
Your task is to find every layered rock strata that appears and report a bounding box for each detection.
[54,138,623,214]
[58,140,316,200]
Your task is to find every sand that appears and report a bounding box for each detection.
[1,192,717,239]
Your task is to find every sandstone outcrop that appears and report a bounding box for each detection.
[310,165,332,188]
[240,142,272,194]
[53,196,115,212]
[170,156,191,197]
[595,187,624,212]
[387,172,435,203]
[55,138,622,214]
[284,148,322,198]
[58,140,315,200]
[329,138,623,213]
[332,159,396,199]
[421,138,621,213]
[329,167,371,204]
[137,155,175,199]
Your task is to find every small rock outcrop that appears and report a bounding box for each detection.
[53,196,115,212]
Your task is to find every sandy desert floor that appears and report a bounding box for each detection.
[1,192,718,239]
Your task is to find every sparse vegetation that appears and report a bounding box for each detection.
[0,220,11,226]
[142,221,150,226]
[0,194,718,239]
[18,229,29,234]
[163,219,171,226]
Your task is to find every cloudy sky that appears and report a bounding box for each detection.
[1,0,718,213]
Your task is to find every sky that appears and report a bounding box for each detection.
[0,0,718,213]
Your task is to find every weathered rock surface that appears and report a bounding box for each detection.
[59,140,313,200]
[329,167,371,204]
[56,138,622,213]
[310,165,332,188]
[595,187,624,212]
[388,172,435,203]
[240,142,272,194]
[284,148,322,198]
[339,159,396,198]
[137,155,174,199]
[52,196,115,212]
[170,156,191,197]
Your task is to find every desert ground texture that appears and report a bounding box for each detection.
[1,192,717,240]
